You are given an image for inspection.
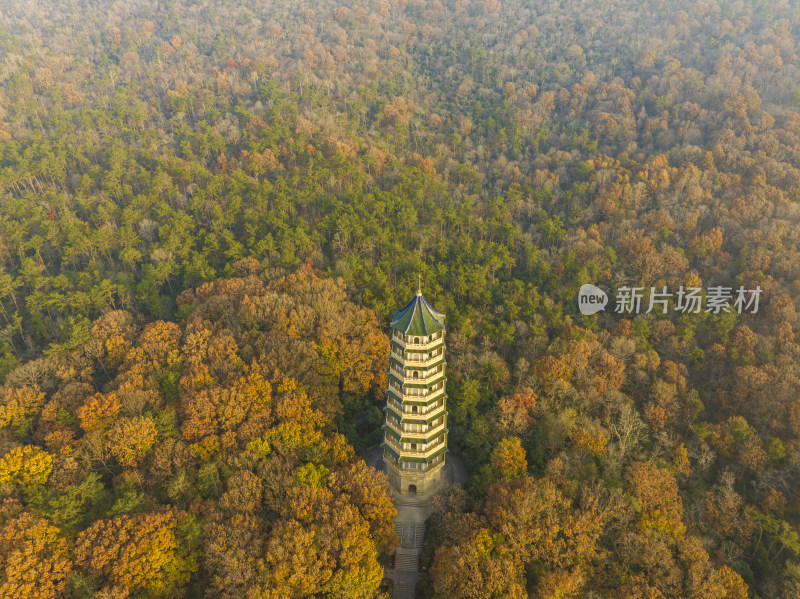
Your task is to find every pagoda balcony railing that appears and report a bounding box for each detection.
[383,436,447,458]
[391,335,444,351]
[388,366,446,385]
[385,419,447,440]
[386,396,445,416]
[383,452,445,473]
[390,349,445,369]
[387,385,446,404]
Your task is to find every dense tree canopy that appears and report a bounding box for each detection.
[1,0,800,595]
[0,269,396,597]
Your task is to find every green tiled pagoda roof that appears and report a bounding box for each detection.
[391,292,446,336]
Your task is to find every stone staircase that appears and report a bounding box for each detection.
[361,452,466,599]
[414,523,425,549]
[395,522,426,549]
[394,548,419,570]
[392,583,417,599]
[390,517,428,598]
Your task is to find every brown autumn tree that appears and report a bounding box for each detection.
[0,509,73,599]
[431,527,527,599]
[105,416,158,468]
[74,510,197,597]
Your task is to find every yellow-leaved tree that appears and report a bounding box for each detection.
[0,510,73,599]
[0,445,53,496]
[74,510,197,597]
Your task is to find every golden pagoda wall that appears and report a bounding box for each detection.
[382,329,448,495]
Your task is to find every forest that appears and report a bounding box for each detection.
[1,0,800,596]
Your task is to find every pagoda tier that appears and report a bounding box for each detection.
[381,290,448,495]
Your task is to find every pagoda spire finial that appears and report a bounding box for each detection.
[417,273,421,295]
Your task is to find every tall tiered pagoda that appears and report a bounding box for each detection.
[381,285,448,495]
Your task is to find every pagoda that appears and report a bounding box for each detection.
[381,284,448,495]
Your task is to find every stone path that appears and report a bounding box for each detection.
[364,448,466,599]
[389,493,431,598]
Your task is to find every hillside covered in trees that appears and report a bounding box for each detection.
[1,0,800,596]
